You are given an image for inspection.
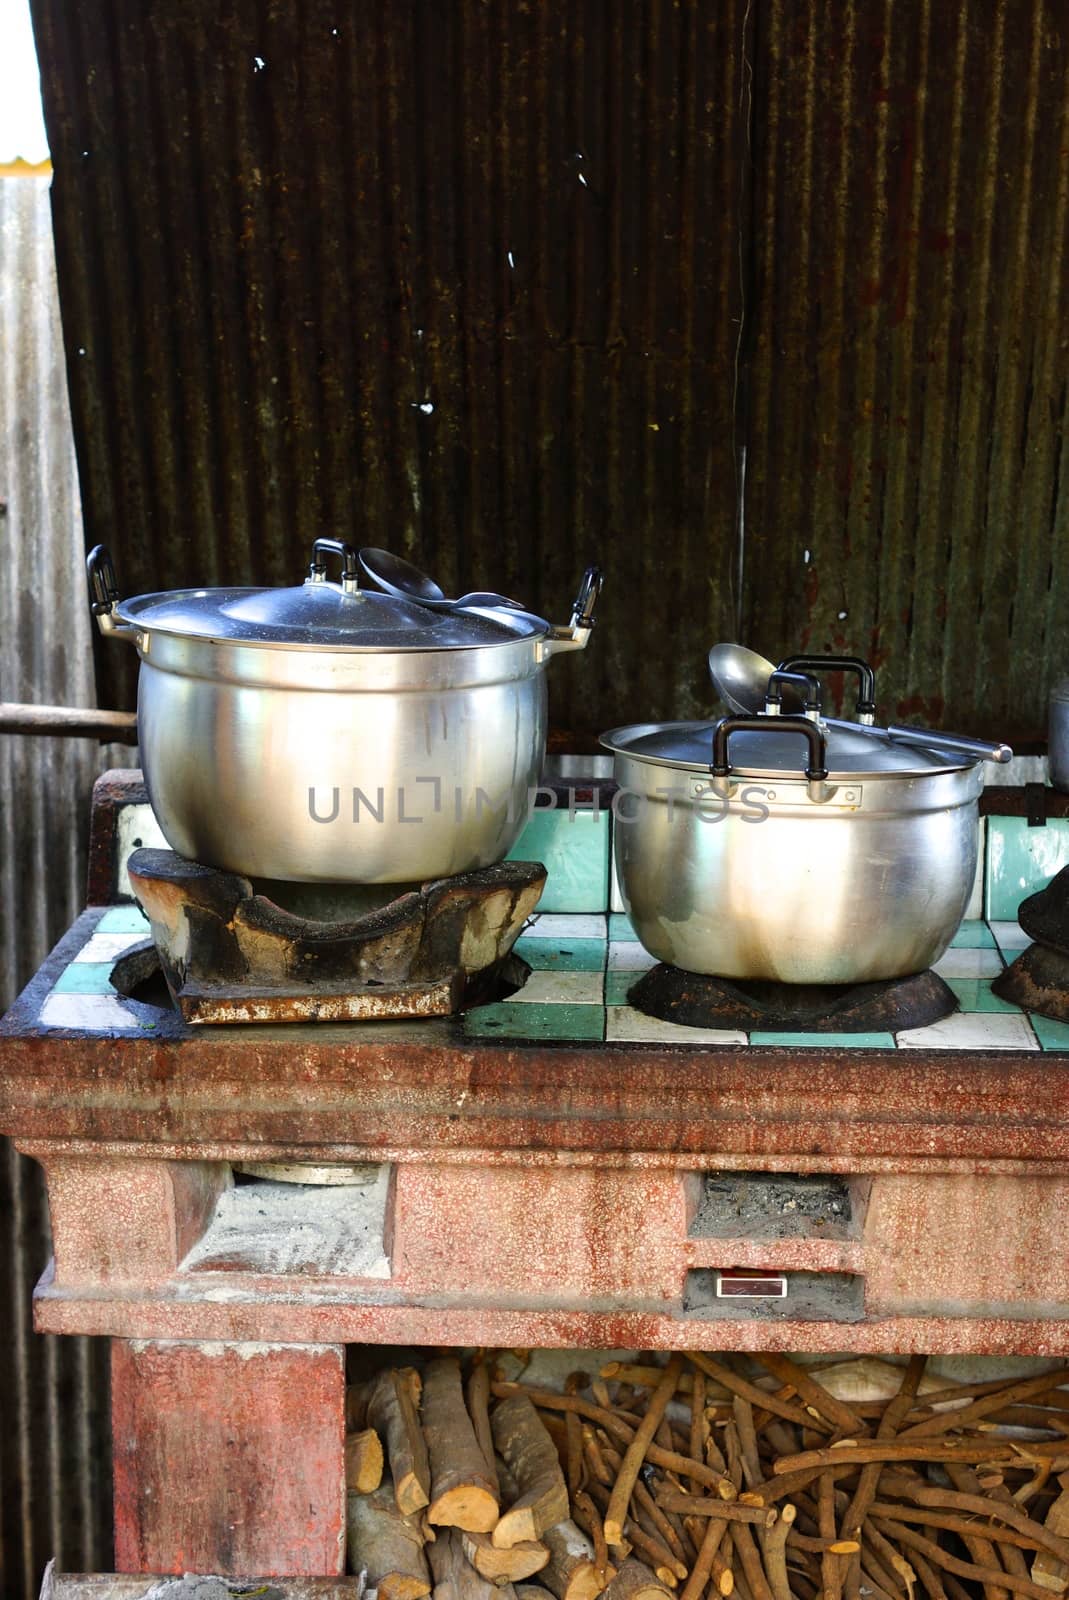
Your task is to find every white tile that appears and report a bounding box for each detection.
[511,970,605,1005]
[607,941,658,972]
[964,819,986,920]
[73,931,150,963]
[896,1012,1038,1051]
[932,947,1004,979]
[988,921,1032,951]
[39,992,143,1032]
[607,1006,747,1045]
[522,913,607,941]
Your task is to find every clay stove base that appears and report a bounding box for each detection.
[123,848,545,1023]
[628,963,958,1032]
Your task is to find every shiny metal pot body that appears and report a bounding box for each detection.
[136,631,549,882]
[608,748,983,984]
[1049,679,1069,792]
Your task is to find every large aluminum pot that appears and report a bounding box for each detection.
[600,711,991,985]
[89,540,601,883]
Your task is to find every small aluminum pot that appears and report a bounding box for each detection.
[89,541,601,884]
[600,713,987,985]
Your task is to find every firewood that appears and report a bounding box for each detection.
[600,1558,675,1600]
[429,1525,518,1600]
[841,1356,927,1546]
[462,1529,550,1585]
[749,1355,867,1439]
[877,1473,1069,1562]
[774,1441,1069,1475]
[730,1522,774,1600]
[515,1588,553,1600]
[573,1489,616,1578]
[493,1394,571,1548]
[492,1385,736,1499]
[468,1363,502,1500]
[604,1359,684,1548]
[601,1364,705,1399]
[870,1502,1069,1559]
[542,1518,615,1600]
[348,1382,371,1430]
[870,1514,1059,1600]
[347,1428,386,1494]
[423,1357,500,1533]
[901,1372,1069,1442]
[1032,1485,1069,1591]
[655,1491,774,1527]
[368,1369,433,1516]
[347,1480,432,1600]
[681,1512,733,1600]
[763,1503,795,1600]
[687,1357,834,1436]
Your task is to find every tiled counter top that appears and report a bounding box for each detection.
[17,903,1065,1053]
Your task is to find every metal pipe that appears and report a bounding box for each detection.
[0,703,138,742]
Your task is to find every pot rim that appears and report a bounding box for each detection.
[600,718,981,780]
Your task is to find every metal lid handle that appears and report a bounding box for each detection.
[711,713,830,802]
[778,654,877,723]
[308,539,360,594]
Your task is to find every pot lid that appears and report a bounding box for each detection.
[599,718,978,778]
[115,579,549,651]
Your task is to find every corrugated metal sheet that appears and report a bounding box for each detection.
[30,0,1069,743]
[744,0,1069,736]
[0,177,121,1600]
[30,0,748,737]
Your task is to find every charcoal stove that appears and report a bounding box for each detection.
[121,846,544,1023]
[4,770,1069,1586]
[627,964,958,1033]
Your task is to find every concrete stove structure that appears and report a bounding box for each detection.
[3,773,1069,1580]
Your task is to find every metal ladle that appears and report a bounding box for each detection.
[708,642,1012,764]
[359,547,526,613]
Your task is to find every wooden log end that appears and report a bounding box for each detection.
[718,1571,734,1597]
[347,1428,386,1495]
[428,1483,500,1534]
[378,1578,432,1600]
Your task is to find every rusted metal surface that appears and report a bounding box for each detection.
[28,0,1069,745]
[30,0,747,737]
[743,0,1069,740]
[124,849,544,1023]
[0,176,127,1600]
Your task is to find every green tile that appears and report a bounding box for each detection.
[946,978,1020,1014]
[950,921,997,949]
[605,970,641,1006]
[748,1031,897,1048]
[96,905,150,933]
[1029,1014,1069,1050]
[52,962,116,995]
[508,810,610,913]
[463,1001,605,1041]
[609,913,640,941]
[984,816,1069,921]
[513,936,606,972]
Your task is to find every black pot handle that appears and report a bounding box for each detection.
[711,714,829,783]
[309,539,360,592]
[87,543,119,615]
[764,668,822,716]
[778,653,877,721]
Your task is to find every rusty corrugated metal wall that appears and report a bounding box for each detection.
[29,0,1069,743]
[0,177,120,1600]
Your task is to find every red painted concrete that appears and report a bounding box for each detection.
[393,1164,687,1300]
[45,1157,228,1285]
[37,1283,1069,1355]
[865,1174,1069,1313]
[111,1339,345,1576]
